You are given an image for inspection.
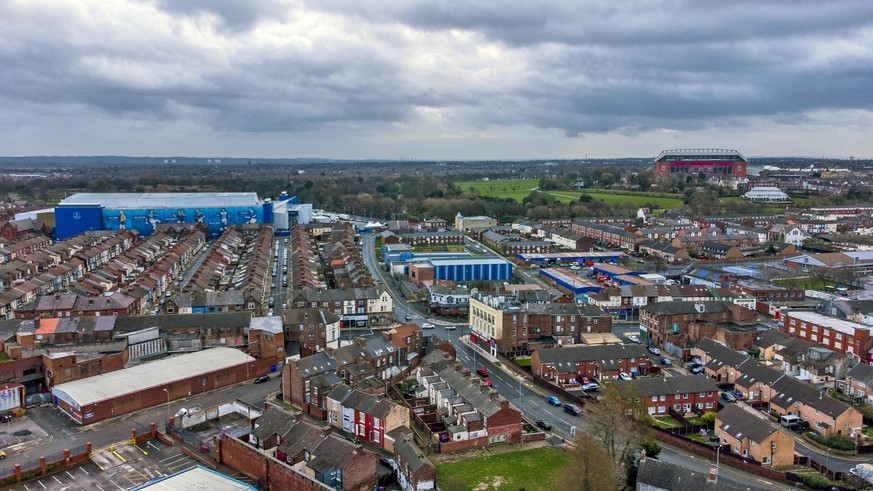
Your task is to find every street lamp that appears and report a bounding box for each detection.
[163,388,170,423]
[715,444,721,483]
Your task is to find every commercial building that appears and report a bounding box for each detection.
[130,466,257,490]
[51,347,265,424]
[453,213,497,233]
[653,148,748,177]
[426,258,512,283]
[781,310,873,363]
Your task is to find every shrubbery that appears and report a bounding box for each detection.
[798,473,830,489]
[806,431,856,451]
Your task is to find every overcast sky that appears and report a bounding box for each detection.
[2,1,872,160]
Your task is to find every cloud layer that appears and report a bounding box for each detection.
[1,0,872,158]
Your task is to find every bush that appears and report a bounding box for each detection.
[642,439,661,459]
[799,473,830,489]
[699,411,716,427]
[807,431,856,451]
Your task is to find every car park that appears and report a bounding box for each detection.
[564,403,581,416]
[619,372,632,381]
[535,420,552,430]
[254,375,270,384]
[647,346,661,355]
[546,395,561,406]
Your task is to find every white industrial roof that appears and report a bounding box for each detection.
[250,316,283,334]
[132,465,256,490]
[60,192,260,209]
[52,347,254,407]
[427,258,510,266]
[786,311,872,336]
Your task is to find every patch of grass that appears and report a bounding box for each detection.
[436,447,569,491]
[774,277,833,290]
[457,179,540,199]
[555,191,684,209]
[654,416,682,428]
[514,358,531,368]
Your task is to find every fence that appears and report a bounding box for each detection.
[166,421,201,448]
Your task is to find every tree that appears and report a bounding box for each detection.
[557,433,621,491]
[699,410,717,427]
[586,383,648,465]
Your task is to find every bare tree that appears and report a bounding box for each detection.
[585,383,649,467]
[557,433,622,491]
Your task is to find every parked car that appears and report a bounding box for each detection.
[582,382,599,392]
[690,365,705,374]
[627,334,640,343]
[379,456,396,470]
[647,346,661,355]
[535,419,552,430]
[660,357,672,367]
[481,378,492,387]
[254,375,270,384]
[421,322,435,329]
[476,368,489,377]
[619,372,633,381]
[445,325,456,330]
[732,389,744,400]
[564,404,582,416]
[546,395,562,406]
[720,392,736,403]
[0,451,5,459]
[405,315,412,321]
[0,414,10,423]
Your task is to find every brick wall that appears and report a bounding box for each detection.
[215,435,338,491]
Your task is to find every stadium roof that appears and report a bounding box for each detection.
[60,192,261,209]
[655,148,747,162]
[52,347,253,407]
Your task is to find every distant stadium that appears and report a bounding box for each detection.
[654,149,747,177]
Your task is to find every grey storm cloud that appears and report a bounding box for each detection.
[0,0,872,157]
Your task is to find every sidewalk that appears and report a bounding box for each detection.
[459,335,551,398]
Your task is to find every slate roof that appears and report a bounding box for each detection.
[251,406,297,441]
[637,457,770,491]
[395,434,433,474]
[846,362,873,385]
[307,434,360,473]
[296,351,338,376]
[616,375,718,398]
[535,344,654,372]
[276,420,327,459]
[642,301,730,316]
[716,404,777,444]
[695,338,753,372]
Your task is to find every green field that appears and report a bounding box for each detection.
[457,179,539,200]
[436,447,569,491]
[456,179,685,209]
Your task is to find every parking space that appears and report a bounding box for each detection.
[0,414,51,450]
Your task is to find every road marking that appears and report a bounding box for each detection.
[52,475,62,484]
[23,485,31,491]
[65,470,76,480]
[80,467,90,475]
[111,480,125,490]
[37,480,46,489]
[95,485,104,491]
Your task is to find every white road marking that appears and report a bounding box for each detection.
[23,485,31,491]
[37,480,46,489]
[112,480,125,490]
[80,467,90,475]
[52,475,62,484]
[65,470,76,480]
[95,485,104,491]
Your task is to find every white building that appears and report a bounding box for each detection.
[743,187,791,203]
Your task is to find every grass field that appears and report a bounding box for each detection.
[436,447,569,491]
[456,179,685,209]
[457,179,539,200]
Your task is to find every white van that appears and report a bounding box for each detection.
[779,414,801,428]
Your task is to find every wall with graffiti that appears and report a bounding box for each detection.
[101,206,264,235]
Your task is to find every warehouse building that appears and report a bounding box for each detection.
[51,347,268,424]
[54,192,306,239]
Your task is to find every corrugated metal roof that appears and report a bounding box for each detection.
[131,465,256,490]
[60,192,260,209]
[52,347,253,407]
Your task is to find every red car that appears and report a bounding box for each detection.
[476,368,489,377]
[481,378,492,387]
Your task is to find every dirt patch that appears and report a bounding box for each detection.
[430,439,548,464]
[472,476,505,491]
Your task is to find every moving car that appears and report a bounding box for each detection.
[476,367,489,377]
[254,376,270,384]
[405,315,412,321]
[619,372,633,381]
[647,346,661,356]
[564,403,581,416]
[421,322,435,329]
[535,420,552,430]
[546,395,562,406]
